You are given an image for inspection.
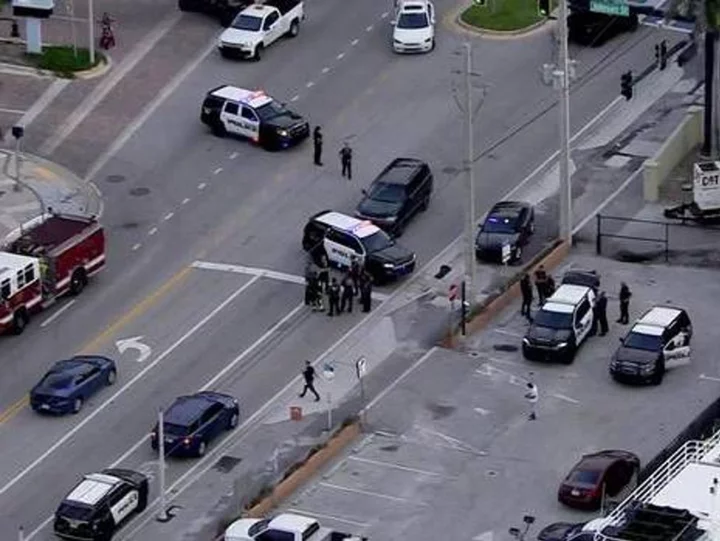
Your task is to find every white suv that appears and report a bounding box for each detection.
[392,0,435,53]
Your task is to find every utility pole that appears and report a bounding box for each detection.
[88,0,95,65]
[464,42,476,298]
[157,408,168,522]
[556,0,572,243]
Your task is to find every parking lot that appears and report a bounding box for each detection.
[279,251,720,540]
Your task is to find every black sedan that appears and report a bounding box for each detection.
[30,356,117,415]
[558,450,640,510]
[476,201,534,264]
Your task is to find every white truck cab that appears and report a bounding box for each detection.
[218,0,304,60]
[225,513,366,541]
[392,0,435,53]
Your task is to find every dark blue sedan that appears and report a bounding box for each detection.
[30,356,117,415]
[151,391,240,457]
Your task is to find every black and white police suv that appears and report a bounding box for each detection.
[610,306,692,385]
[522,284,596,364]
[200,86,309,150]
[54,468,148,541]
[302,210,417,283]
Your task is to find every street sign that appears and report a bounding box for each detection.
[590,0,629,16]
[355,356,367,379]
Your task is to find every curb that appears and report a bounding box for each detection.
[447,2,551,39]
[0,38,111,79]
[242,422,362,518]
[74,53,113,80]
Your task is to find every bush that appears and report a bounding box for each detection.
[27,45,102,77]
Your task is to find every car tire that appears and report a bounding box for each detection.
[429,37,435,51]
[197,440,207,457]
[651,363,665,385]
[212,122,227,138]
[288,19,300,37]
[227,410,239,430]
[72,397,84,414]
[136,486,148,512]
[561,346,576,365]
[420,194,430,211]
[178,0,194,11]
[70,268,87,295]
[12,309,28,335]
[106,369,117,386]
[254,43,263,61]
[393,221,405,238]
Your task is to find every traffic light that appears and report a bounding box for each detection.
[621,71,633,100]
[538,0,550,17]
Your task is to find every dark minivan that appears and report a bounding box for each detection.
[355,158,433,236]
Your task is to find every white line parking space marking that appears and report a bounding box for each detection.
[306,81,315,88]
[366,25,373,31]
[348,455,449,477]
[229,152,238,159]
[319,482,422,504]
[286,508,369,528]
[163,212,174,221]
[148,227,158,236]
[291,95,300,102]
[0,276,260,499]
[337,52,345,59]
[322,67,330,74]
[0,107,26,114]
[381,11,389,18]
[493,328,523,338]
[40,300,76,328]
[474,407,491,416]
[12,79,70,137]
[132,243,142,251]
[198,182,207,190]
[213,167,223,175]
[181,198,190,205]
[700,374,720,383]
[351,39,359,46]
[550,393,580,404]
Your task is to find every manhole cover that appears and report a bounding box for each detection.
[129,187,150,196]
[213,455,242,473]
[493,344,518,352]
[468,351,482,358]
[106,174,126,183]
[379,445,399,452]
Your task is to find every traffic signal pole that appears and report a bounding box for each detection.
[557,0,572,244]
[464,42,477,299]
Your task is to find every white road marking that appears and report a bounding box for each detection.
[319,482,421,504]
[0,277,260,499]
[286,508,368,528]
[361,347,437,413]
[6,79,70,143]
[39,11,183,155]
[148,227,158,236]
[163,212,174,221]
[474,407,491,416]
[39,300,76,328]
[337,52,345,59]
[322,67,330,74]
[291,95,300,102]
[473,531,495,541]
[306,81,315,88]
[0,107,25,114]
[198,182,207,190]
[351,39,359,46]
[366,25,373,31]
[213,167,223,175]
[485,356,522,367]
[492,328,523,338]
[83,34,218,183]
[111,434,150,468]
[181,198,191,205]
[132,243,142,251]
[26,516,53,540]
[229,152,239,160]
[551,393,580,404]
[348,455,448,477]
[573,167,643,234]
[381,11,389,18]
[700,374,720,383]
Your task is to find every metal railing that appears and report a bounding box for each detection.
[596,215,671,262]
[594,428,720,541]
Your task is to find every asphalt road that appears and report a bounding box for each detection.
[0,0,686,535]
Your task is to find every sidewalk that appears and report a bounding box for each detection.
[0,149,102,238]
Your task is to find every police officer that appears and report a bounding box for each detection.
[317,256,330,294]
[617,282,632,324]
[520,273,533,321]
[339,275,354,314]
[339,142,353,180]
[299,360,320,401]
[327,278,341,317]
[594,291,609,336]
[304,269,316,307]
[359,272,373,313]
[534,265,548,305]
[313,126,323,166]
[349,256,362,296]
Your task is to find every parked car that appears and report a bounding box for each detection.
[561,270,600,292]
[355,157,433,236]
[475,201,534,264]
[30,356,117,415]
[151,391,240,457]
[558,450,640,510]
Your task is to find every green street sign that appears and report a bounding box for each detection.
[590,0,629,16]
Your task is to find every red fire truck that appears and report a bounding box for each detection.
[0,213,105,335]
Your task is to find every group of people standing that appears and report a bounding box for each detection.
[304,257,373,316]
[519,265,556,319]
[312,126,353,180]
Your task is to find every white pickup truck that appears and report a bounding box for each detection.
[225,513,366,541]
[218,0,304,60]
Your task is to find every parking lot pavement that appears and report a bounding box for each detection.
[280,251,720,540]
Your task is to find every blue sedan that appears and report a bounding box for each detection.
[30,356,117,415]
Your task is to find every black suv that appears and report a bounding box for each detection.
[355,158,433,236]
[151,391,240,457]
[476,201,534,264]
[179,0,252,26]
[302,210,416,283]
[54,469,148,541]
[610,306,692,385]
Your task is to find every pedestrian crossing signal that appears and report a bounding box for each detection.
[538,0,550,17]
[620,70,633,100]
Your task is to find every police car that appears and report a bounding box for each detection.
[302,210,417,283]
[200,86,309,150]
[54,468,148,540]
[610,306,692,385]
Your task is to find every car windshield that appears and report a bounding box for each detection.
[248,519,271,537]
[482,215,518,234]
[361,230,393,253]
[368,182,406,203]
[533,309,573,330]
[397,12,429,28]
[568,469,601,485]
[58,502,94,521]
[164,422,190,436]
[255,101,286,121]
[40,371,74,390]
[624,332,663,351]
[231,14,262,31]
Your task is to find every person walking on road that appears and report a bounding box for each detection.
[360,272,373,313]
[299,360,320,401]
[520,273,533,321]
[534,265,548,305]
[340,275,354,314]
[313,126,323,166]
[617,282,631,324]
[594,291,609,336]
[340,142,353,180]
[327,278,341,317]
[524,379,538,421]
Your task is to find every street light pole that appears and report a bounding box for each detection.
[464,42,476,298]
[557,0,572,243]
[88,0,95,65]
[157,408,168,522]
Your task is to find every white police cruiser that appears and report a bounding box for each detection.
[54,468,148,540]
[302,210,417,283]
[200,86,309,150]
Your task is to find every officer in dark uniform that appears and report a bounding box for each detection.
[520,273,533,320]
[349,256,362,295]
[313,126,323,166]
[299,360,320,401]
[360,272,373,312]
[327,278,341,317]
[534,265,548,305]
[340,142,353,180]
[617,282,631,324]
[339,275,354,314]
[317,256,330,294]
[594,291,609,336]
